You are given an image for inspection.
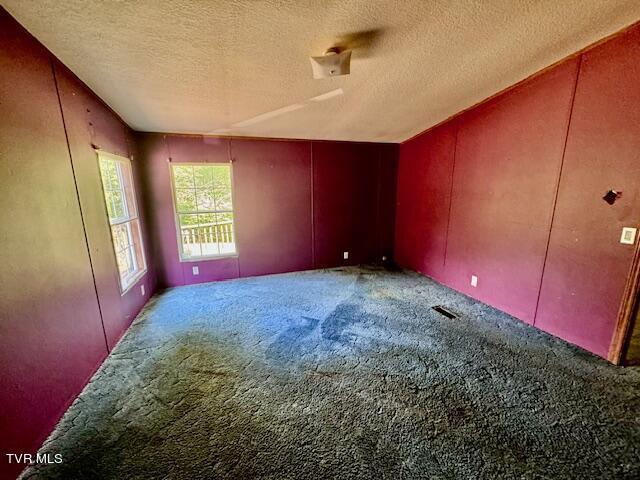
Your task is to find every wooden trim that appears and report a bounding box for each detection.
[401,19,640,145]
[608,238,640,365]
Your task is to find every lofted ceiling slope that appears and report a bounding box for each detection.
[4,0,640,143]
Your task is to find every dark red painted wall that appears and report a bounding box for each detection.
[312,141,398,268]
[445,59,579,323]
[54,61,156,349]
[375,144,400,261]
[536,25,640,357]
[395,27,640,358]
[0,9,155,478]
[137,135,398,287]
[233,140,313,277]
[395,122,457,283]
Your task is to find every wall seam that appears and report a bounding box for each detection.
[51,59,110,353]
[532,55,583,326]
[442,123,459,270]
[375,148,383,260]
[310,142,316,268]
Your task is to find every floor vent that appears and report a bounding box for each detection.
[431,305,458,319]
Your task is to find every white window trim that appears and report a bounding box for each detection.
[169,162,238,262]
[96,150,147,294]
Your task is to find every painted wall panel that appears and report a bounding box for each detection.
[181,257,240,284]
[396,28,640,359]
[232,139,313,277]
[136,134,187,287]
[167,134,229,163]
[120,129,159,322]
[536,26,640,357]
[394,123,456,282]
[442,59,579,324]
[54,62,155,349]
[312,142,382,268]
[375,143,400,261]
[0,11,108,479]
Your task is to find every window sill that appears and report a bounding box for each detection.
[179,254,238,263]
[120,268,147,296]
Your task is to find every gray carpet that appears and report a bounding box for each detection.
[22,266,640,479]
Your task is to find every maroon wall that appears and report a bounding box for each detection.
[313,142,398,268]
[137,134,398,287]
[445,59,579,323]
[233,140,313,277]
[535,26,640,357]
[54,61,156,348]
[0,9,155,479]
[395,122,457,283]
[395,25,640,358]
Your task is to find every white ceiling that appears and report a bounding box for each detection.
[5,0,640,143]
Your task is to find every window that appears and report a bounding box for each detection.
[97,151,147,293]
[171,164,236,260]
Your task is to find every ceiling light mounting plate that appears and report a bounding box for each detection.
[310,47,351,79]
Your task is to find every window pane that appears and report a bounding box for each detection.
[212,165,233,211]
[109,190,126,220]
[125,222,138,271]
[111,225,133,278]
[115,248,133,278]
[175,188,197,212]
[217,212,236,255]
[128,219,146,273]
[99,159,112,191]
[194,165,214,188]
[198,213,220,256]
[214,184,233,211]
[179,214,202,258]
[173,165,194,189]
[103,189,116,218]
[119,161,137,218]
[100,159,119,191]
[108,162,120,190]
[196,188,216,211]
[112,223,129,252]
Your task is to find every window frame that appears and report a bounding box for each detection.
[96,150,147,294]
[169,162,238,262]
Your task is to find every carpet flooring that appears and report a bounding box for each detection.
[22,266,640,479]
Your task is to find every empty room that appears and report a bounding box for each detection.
[2,1,640,478]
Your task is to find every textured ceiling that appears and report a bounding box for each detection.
[4,1,640,142]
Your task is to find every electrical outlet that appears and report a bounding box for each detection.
[471,275,478,287]
[620,227,637,245]
[192,266,199,275]
[140,284,145,296]
[343,251,349,260]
